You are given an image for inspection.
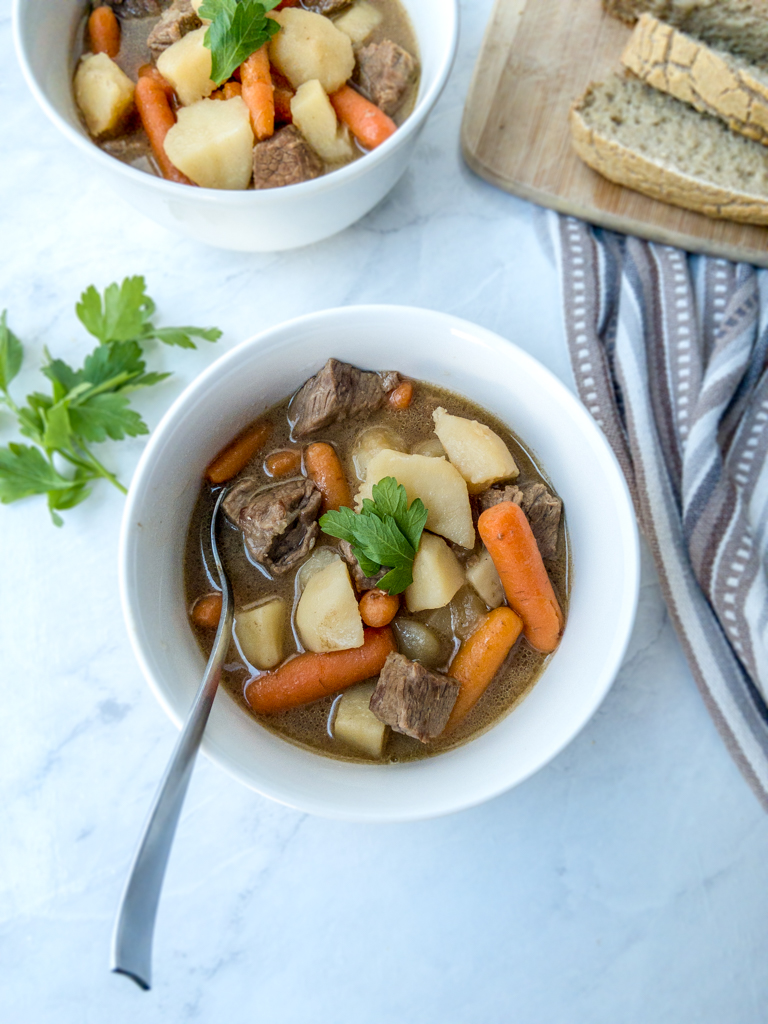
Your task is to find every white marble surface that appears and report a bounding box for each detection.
[2,1,768,1020]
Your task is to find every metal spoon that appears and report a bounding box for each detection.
[111,485,234,991]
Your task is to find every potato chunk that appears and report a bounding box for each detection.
[466,548,504,609]
[156,26,215,106]
[351,426,406,481]
[333,1,383,45]
[235,598,286,670]
[356,450,475,548]
[164,97,254,189]
[432,407,519,494]
[269,8,355,93]
[405,532,465,613]
[295,556,364,653]
[74,53,135,137]
[333,681,387,758]
[297,546,341,592]
[291,80,355,164]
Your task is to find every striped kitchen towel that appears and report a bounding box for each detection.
[551,213,768,809]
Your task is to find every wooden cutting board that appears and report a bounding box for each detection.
[461,0,768,266]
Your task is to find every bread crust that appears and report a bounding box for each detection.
[623,14,768,145]
[569,87,768,224]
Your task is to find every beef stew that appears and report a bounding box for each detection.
[184,359,569,764]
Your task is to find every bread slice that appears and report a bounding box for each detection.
[570,74,768,223]
[603,0,768,68]
[623,14,768,146]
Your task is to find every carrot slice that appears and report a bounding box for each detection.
[89,6,120,58]
[135,73,193,185]
[240,45,274,141]
[330,85,396,150]
[446,607,523,729]
[304,442,352,512]
[190,593,222,628]
[478,502,564,653]
[359,590,400,628]
[246,626,396,714]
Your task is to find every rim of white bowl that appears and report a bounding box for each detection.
[12,0,459,203]
[119,305,641,822]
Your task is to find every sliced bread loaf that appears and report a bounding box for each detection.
[623,14,768,146]
[570,74,768,223]
[603,0,768,67]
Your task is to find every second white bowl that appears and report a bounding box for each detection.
[13,0,458,250]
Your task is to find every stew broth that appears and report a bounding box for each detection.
[183,375,570,764]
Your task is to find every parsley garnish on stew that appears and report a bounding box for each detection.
[0,277,221,526]
[199,0,282,86]
[320,477,429,595]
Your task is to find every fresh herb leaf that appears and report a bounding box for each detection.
[42,356,83,396]
[202,0,282,86]
[319,477,428,595]
[0,279,221,524]
[82,340,145,386]
[76,277,155,344]
[152,326,223,349]
[0,444,74,503]
[69,394,149,444]
[0,312,23,393]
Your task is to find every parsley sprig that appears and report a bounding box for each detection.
[320,477,429,595]
[0,277,221,525]
[199,0,282,86]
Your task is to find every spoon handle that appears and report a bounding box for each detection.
[110,593,233,990]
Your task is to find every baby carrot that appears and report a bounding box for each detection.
[478,502,564,653]
[222,80,243,100]
[191,593,222,628]
[246,626,396,714]
[330,85,396,150]
[206,420,273,484]
[304,442,352,512]
[389,381,413,410]
[135,73,193,185]
[265,449,302,478]
[137,64,175,100]
[446,607,523,729]
[359,589,400,628]
[240,45,274,141]
[89,5,121,58]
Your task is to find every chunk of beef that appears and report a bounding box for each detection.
[479,482,562,560]
[147,0,201,56]
[304,0,353,14]
[338,539,387,591]
[105,0,165,17]
[290,359,402,439]
[223,478,322,574]
[252,125,324,190]
[357,39,418,117]
[370,652,460,743]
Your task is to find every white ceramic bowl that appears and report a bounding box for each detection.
[119,306,640,822]
[13,0,457,251]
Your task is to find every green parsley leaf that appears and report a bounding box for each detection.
[82,340,145,386]
[76,277,155,344]
[0,444,74,503]
[318,504,364,545]
[0,277,222,525]
[69,394,149,444]
[0,311,23,393]
[203,0,282,86]
[42,403,75,452]
[151,326,223,349]
[319,477,428,595]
